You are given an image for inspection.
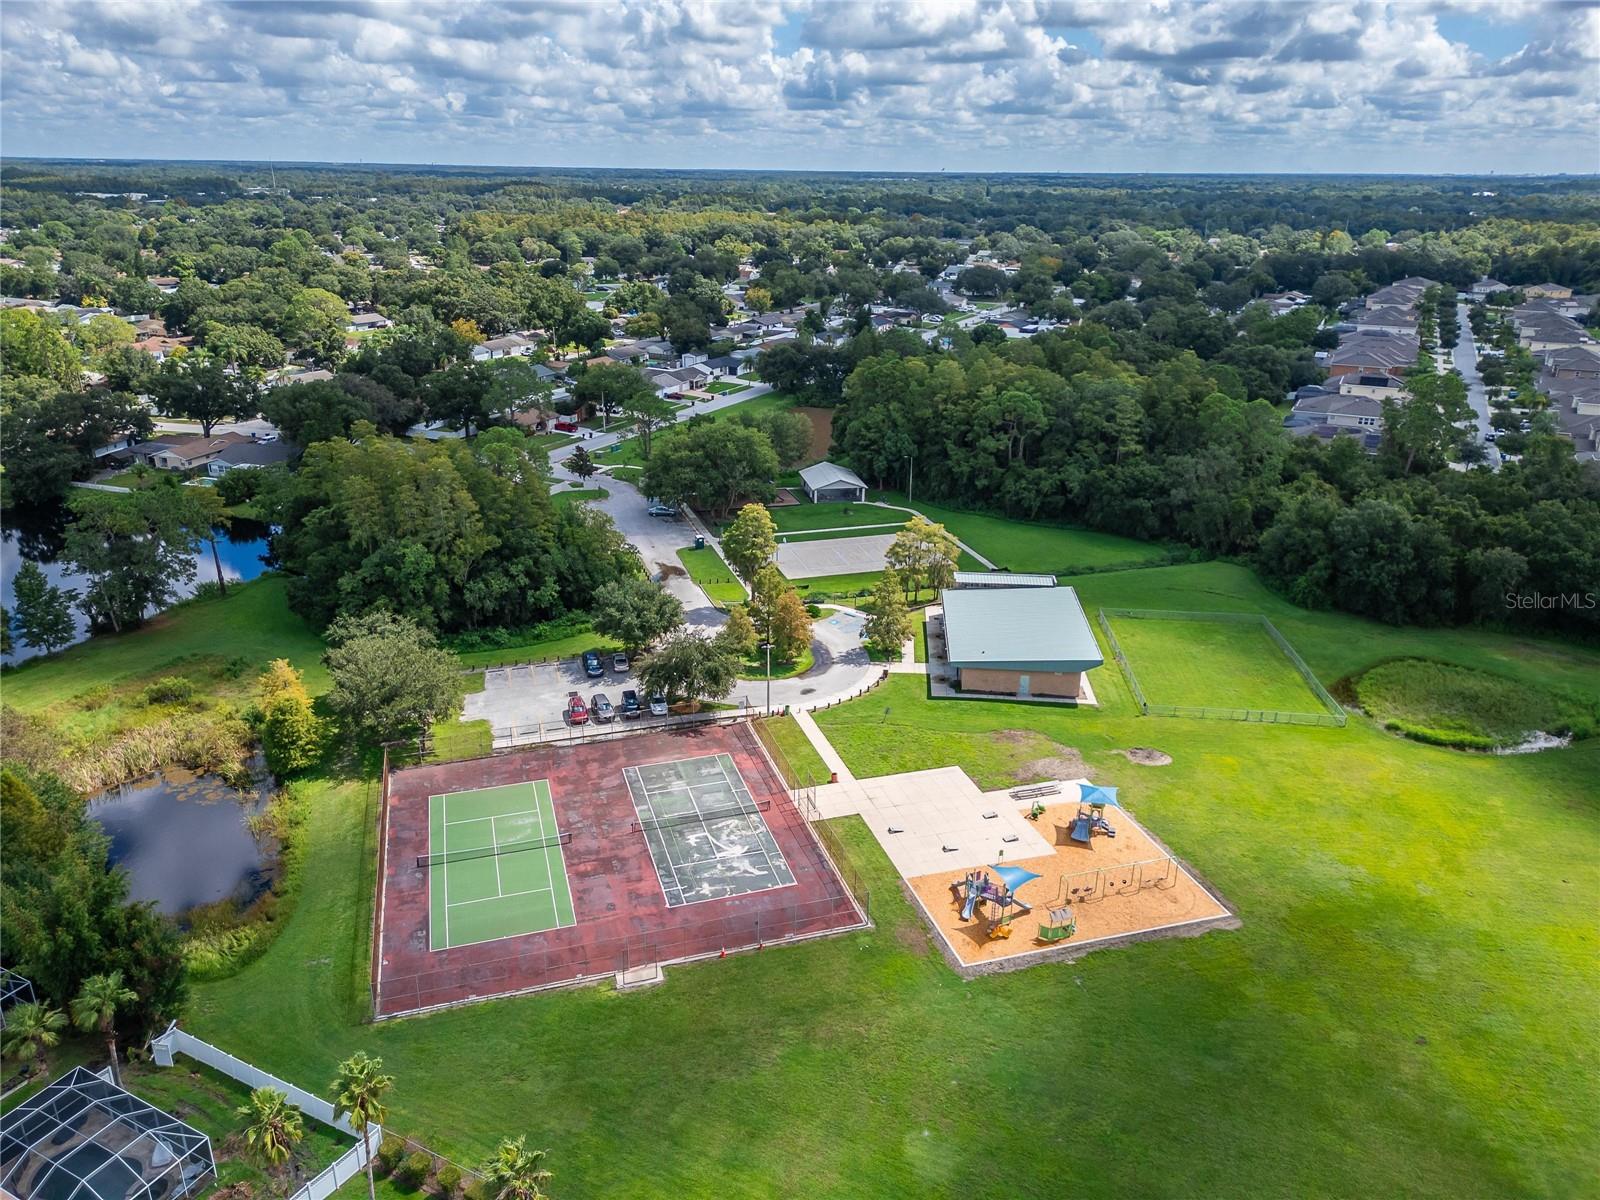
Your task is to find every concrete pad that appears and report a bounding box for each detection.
[810,766,1054,877]
[775,533,897,579]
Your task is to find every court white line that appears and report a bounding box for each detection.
[489,813,505,897]
[440,793,451,949]
[448,882,556,908]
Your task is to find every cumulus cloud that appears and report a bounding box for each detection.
[0,0,1594,172]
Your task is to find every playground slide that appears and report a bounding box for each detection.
[960,888,981,922]
[1068,815,1093,844]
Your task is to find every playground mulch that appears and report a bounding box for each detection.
[904,801,1230,967]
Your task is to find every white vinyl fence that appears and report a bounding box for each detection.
[150,1023,380,1200]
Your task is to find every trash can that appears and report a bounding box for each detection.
[694,535,706,550]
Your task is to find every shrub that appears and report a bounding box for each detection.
[461,1180,489,1200]
[433,1164,462,1198]
[395,1151,434,1190]
[141,676,198,706]
[376,1136,406,1176]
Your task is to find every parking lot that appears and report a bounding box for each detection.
[465,653,652,733]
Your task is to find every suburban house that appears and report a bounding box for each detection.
[270,367,335,387]
[137,432,253,472]
[1353,305,1419,336]
[1325,331,1421,379]
[1469,278,1509,298]
[1260,290,1312,317]
[205,439,295,476]
[149,276,180,294]
[1517,316,1594,353]
[1290,390,1383,430]
[1543,346,1600,381]
[1364,277,1437,310]
[345,311,391,332]
[1545,378,1600,462]
[1526,282,1573,300]
[798,461,868,503]
[938,585,1103,700]
[132,334,192,363]
[701,355,745,379]
[471,334,538,362]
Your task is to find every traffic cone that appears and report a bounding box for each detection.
[719,947,726,959]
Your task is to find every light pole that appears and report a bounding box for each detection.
[905,452,915,504]
[761,640,773,715]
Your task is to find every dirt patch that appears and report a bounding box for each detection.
[1019,753,1089,782]
[993,729,1037,746]
[796,406,834,463]
[1117,747,1173,766]
[892,919,931,958]
[656,562,687,578]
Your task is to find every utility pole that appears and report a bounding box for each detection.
[763,640,773,715]
[905,452,915,504]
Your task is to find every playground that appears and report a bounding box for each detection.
[374,722,864,1017]
[903,781,1233,969]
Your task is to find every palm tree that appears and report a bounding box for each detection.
[331,1051,394,1200]
[480,1137,553,1200]
[236,1087,305,1181]
[70,970,137,1085]
[1,1002,67,1077]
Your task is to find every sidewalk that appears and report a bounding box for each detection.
[792,708,855,784]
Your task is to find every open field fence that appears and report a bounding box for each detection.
[751,717,873,923]
[1097,608,1346,727]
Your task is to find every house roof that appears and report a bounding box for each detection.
[1354,305,1418,328]
[1541,345,1600,373]
[799,460,867,492]
[155,432,249,461]
[939,585,1103,673]
[1328,332,1421,370]
[215,440,294,467]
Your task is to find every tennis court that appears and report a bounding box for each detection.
[426,780,577,950]
[624,753,796,906]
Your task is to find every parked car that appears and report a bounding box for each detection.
[620,689,642,719]
[612,651,630,672]
[566,693,589,725]
[648,692,669,717]
[1485,430,1498,442]
[646,503,679,519]
[590,693,615,723]
[582,650,604,677]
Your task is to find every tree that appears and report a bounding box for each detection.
[1,1002,66,1077]
[323,611,462,742]
[331,1051,394,1200]
[956,265,1008,297]
[70,970,137,1085]
[1383,366,1474,474]
[574,363,673,454]
[258,660,324,774]
[63,485,213,634]
[78,313,135,359]
[236,1087,306,1179]
[0,308,81,387]
[11,561,76,654]
[770,587,812,663]
[283,286,351,364]
[637,422,779,517]
[715,604,759,657]
[480,1137,554,1200]
[636,630,741,708]
[884,517,960,600]
[864,568,912,656]
[566,445,597,482]
[590,577,685,656]
[721,503,777,582]
[151,353,259,436]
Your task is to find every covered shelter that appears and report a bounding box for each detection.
[798,461,868,503]
[0,1067,215,1200]
[939,585,1103,699]
[951,570,1056,589]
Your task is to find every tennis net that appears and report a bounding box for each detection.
[630,798,771,834]
[417,831,571,868]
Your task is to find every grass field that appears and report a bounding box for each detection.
[453,625,620,669]
[770,502,908,534]
[1354,658,1599,749]
[759,714,830,782]
[676,546,747,605]
[10,546,1600,1198]
[552,486,609,508]
[1105,611,1326,714]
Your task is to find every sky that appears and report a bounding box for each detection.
[2,0,1597,175]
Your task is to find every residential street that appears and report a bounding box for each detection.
[1453,300,1502,469]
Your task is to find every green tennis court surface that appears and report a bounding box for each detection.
[427,780,576,951]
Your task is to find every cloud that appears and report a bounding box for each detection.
[0,0,1593,173]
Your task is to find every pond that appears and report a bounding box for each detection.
[88,756,279,919]
[0,507,274,665]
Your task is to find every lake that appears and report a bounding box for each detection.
[88,757,279,919]
[0,507,273,664]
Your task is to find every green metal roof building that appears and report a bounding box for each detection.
[938,585,1103,699]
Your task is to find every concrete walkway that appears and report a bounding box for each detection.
[792,708,855,784]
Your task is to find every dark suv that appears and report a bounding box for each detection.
[619,689,642,719]
[582,650,604,678]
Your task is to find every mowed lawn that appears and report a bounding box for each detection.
[676,546,747,605]
[13,558,1597,1198]
[1106,612,1325,713]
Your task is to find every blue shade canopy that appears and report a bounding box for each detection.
[1079,784,1120,808]
[990,864,1041,893]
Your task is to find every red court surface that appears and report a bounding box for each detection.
[373,721,864,1018]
